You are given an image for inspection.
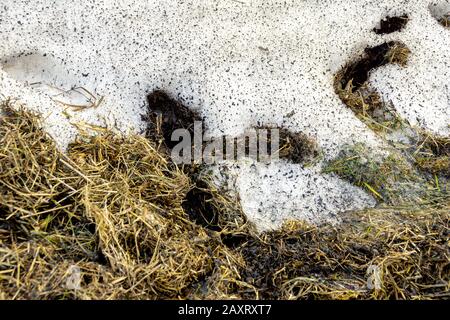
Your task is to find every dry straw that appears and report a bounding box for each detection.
[0,103,449,300]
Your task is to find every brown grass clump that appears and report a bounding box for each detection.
[1,104,449,300]
[269,128,320,165]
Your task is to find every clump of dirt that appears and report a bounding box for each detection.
[264,127,319,164]
[373,15,409,34]
[441,15,450,27]
[143,90,203,149]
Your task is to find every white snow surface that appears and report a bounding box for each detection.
[0,0,449,231]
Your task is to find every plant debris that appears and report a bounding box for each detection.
[414,132,450,177]
[323,143,449,204]
[334,42,410,133]
[337,41,410,91]
[143,90,319,165]
[255,127,320,165]
[441,15,450,28]
[238,208,449,299]
[334,41,450,178]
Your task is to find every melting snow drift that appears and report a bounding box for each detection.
[0,0,449,230]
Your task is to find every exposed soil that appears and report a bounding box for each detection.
[276,128,320,164]
[373,15,409,34]
[338,41,406,90]
[143,90,319,165]
[441,15,450,28]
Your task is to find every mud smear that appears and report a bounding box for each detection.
[373,15,409,34]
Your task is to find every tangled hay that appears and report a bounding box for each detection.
[0,103,449,300]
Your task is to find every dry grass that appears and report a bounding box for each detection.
[240,206,449,300]
[0,104,449,300]
[323,143,422,203]
[334,41,449,178]
[0,104,223,299]
[385,42,411,66]
[413,131,450,177]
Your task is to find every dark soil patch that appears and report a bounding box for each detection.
[373,15,409,34]
[143,90,203,149]
[276,128,319,164]
[220,232,251,248]
[225,127,319,164]
[143,91,319,166]
[441,15,450,28]
[334,41,410,130]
